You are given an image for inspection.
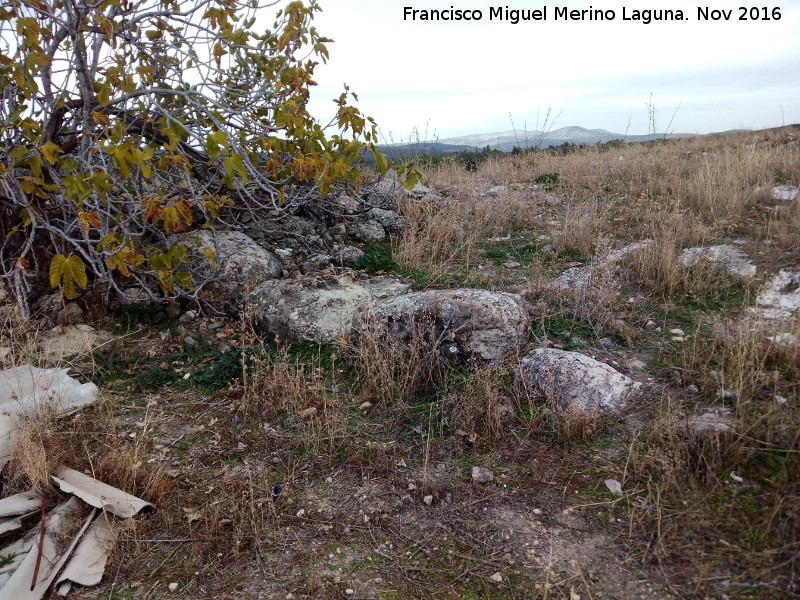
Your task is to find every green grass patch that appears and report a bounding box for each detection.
[348,241,429,287]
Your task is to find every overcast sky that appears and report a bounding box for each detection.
[297,1,800,140]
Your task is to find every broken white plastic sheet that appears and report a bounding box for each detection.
[56,516,119,596]
[0,468,152,598]
[0,366,99,470]
[51,466,153,519]
[0,489,40,537]
[0,498,95,600]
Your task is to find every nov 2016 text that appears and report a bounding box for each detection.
[402,6,783,25]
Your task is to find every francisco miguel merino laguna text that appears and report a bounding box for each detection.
[403,6,689,24]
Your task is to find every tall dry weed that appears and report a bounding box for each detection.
[348,316,446,406]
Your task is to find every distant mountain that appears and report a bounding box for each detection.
[379,126,697,156]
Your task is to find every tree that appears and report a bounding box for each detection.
[0,0,396,319]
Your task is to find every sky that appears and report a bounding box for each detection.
[290,0,800,140]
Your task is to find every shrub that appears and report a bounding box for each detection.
[0,0,403,318]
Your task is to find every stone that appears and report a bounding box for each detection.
[301,253,332,272]
[37,325,115,362]
[248,271,411,342]
[175,231,282,311]
[471,466,494,484]
[772,185,798,201]
[247,215,329,253]
[363,289,530,366]
[768,332,798,348]
[333,245,364,265]
[346,220,386,244]
[488,185,506,195]
[250,273,373,342]
[680,245,756,279]
[549,241,650,292]
[513,349,641,413]
[60,301,85,325]
[686,408,734,434]
[365,208,405,236]
[752,270,800,321]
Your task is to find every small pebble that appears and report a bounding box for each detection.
[423,495,433,505]
[299,407,317,419]
[669,328,685,336]
[472,466,495,484]
[489,572,504,583]
[168,582,179,592]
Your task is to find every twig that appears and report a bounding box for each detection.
[30,491,46,591]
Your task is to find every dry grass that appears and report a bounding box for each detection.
[444,365,506,441]
[394,198,483,281]
[348,315,447,405]
[550,199,608,258]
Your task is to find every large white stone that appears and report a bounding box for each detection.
[680,245,756,279]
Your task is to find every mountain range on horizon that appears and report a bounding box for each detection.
[378,125,746,157]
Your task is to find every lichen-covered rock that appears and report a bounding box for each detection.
[301,253,332,273]
[176,231,282,310]
[249,272,410,342]
[347,220,386,244]
[363,289,530,366]
[247,215,328,252]
[333,245,364,265]
[550,241,651,292]
[513,349,641,413]
[365,207,405,235]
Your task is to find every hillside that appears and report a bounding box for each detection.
[1,126,797,600]
[380,125,704,157]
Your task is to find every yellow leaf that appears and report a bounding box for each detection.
[201,246,216,267]
[49,253,88,299]
[40,141,62,165]
[98,85,111,107]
